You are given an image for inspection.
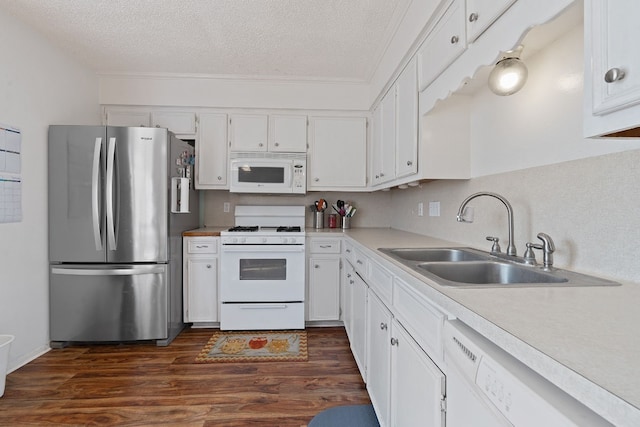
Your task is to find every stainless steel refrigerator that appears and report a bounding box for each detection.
[48,126,198,347]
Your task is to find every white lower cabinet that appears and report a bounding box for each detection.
[307,237,342,321]
[390,319,446,427]
[351,269,368,380]
[183,236,219,324]
[342,240,448,427]
[366,291,393,426]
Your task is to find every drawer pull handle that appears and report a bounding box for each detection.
[450,35,459,44]
[380,322,387,330]
[390,337,399,346]
[356,260,363,265]
[319,245,332,248]
[468,12,478,22]
[195,245,209,249]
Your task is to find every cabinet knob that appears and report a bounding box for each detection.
[346,273,352,278]
[350,279,354,284]
[206,264,212,269]
[468,12,478,22]
[390,337,399,346]
[407,160,413,166]
[604,68,626,83]
[380,322,387,330]
[275,142,280,147]
[380,172,385,177]
[314,264,320,269]
[315,177,320,182]
[258,143,264,147]
[375,174,379,179]
[450,35,459,44]
[356,260,363,265]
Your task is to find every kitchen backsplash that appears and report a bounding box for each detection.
[202,190,393,229]
[389,148,640,285]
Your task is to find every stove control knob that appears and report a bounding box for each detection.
[281,237,289,244]
[231,237,238,244]
[239,237,246,244]
[261,237,267,243]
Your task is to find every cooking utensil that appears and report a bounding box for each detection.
[318,199,327,211]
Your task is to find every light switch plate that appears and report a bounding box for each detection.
[223,202,230,213]
[429,201,440,217]
[418,202,424,217]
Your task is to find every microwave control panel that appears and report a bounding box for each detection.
[292,160,306,193]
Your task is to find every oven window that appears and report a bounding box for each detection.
[238,166,285,184]
[239,259,287,280]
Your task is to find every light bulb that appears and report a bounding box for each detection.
[488,57,528,96]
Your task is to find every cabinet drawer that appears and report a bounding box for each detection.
[343,240,355,264]
[310,238,341,254]
[186,238,218,254]
[352,247,369,278]
[220,302,304,330]
[393,278,445,362]
[368,260,393,305]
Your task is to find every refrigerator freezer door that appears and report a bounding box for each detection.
[49,126,107,263]
[106,127,168,263]
[50,264,168,343]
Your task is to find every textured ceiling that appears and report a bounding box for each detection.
[1,0,405,82]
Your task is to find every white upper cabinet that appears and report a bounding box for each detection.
[465,0,517,42]
[395,58,419,179]
[584,0,640,137]
[371,87,397,186]
[230,113,307,152]
[417,0,467,92]
[308,116,367,190]
[196,113,228,189]
[229,114,268,151]
[151,111,197,136]
[105,109,151,127]
[268,115,308,152]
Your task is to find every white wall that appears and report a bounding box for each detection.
[0,10,100,372]
[389,23,640,285]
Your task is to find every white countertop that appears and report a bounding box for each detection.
[339,228,640,426]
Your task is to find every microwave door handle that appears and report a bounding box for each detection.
[91,137,103,251]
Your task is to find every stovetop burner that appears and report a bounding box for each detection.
[227,226,259,232]
[227,225,303,233]
[277,226,302,232]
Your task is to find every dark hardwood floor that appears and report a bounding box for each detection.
[0,327,371,426]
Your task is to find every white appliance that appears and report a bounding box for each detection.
[220,206,306,330]
[229,152,306,194]
[444,320,613,427]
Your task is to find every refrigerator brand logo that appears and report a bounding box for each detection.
[140,137,153,141]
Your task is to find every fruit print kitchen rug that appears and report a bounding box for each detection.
[195,330,308,363]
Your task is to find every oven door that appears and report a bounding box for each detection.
[229,158,293,193]
[220,244,305,302]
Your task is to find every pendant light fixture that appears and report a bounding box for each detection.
[488,46,528,96]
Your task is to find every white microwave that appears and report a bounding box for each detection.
[229,152,306,194]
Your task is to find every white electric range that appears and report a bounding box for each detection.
[219,206,306,330]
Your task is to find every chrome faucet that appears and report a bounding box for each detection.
[526,232,555,271]
[457,192,517,256]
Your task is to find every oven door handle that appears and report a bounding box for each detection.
[221,245,305,253]
[238,304,289,310]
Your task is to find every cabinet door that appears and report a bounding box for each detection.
[466,0,516,42]
[230,114,268,151]
[308,256,341,321]
[105,110,151,127]
[196,113,228,189]
[308,117,367,189]
[589,0,640,116]
[342,261,355,340]
[351,273,368,380]
[371,103,384,186]
[379,88,397,184]
[151,112,197,135]
[417,0,467,91]
[390,320,445,427]
[269,115,307,152]
[367,292,392,427]
[395,58,418,178]
[185,257,218,322]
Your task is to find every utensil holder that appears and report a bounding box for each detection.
[341,216,350,229]
[314,211,324,229]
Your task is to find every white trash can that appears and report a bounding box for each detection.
[0,335,14,397]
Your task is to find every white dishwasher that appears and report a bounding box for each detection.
[443,320,613,427]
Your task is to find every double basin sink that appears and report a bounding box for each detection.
[378,247,620,288]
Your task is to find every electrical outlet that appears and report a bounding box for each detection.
[223,202,230,213]
[429,201,440,217]
[418,202,424,217]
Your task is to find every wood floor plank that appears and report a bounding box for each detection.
[0,327,370,426]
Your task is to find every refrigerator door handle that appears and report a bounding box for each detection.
[51,266,165,276]
[106,136,117,251]
[91,137,103,251]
